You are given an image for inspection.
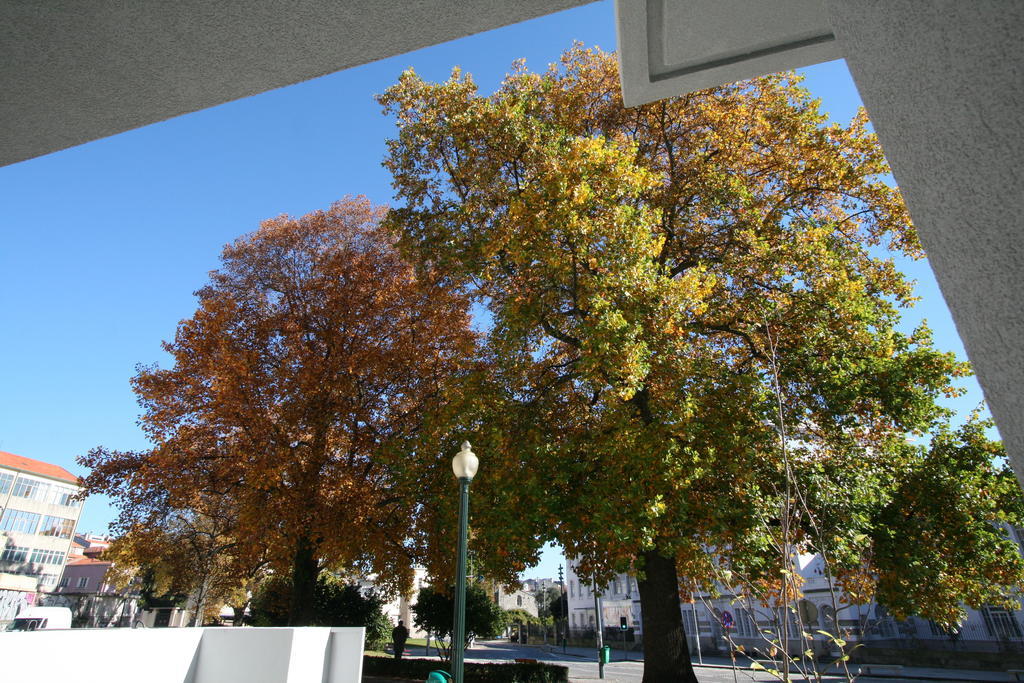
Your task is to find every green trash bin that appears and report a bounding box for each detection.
[426,670,453,683]
[600,645,611,664]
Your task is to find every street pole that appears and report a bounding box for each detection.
[452,477,470,683]
[691,601,703,665]
[558,564,567,654]
[451,442,478,683]
[592,575,604,679]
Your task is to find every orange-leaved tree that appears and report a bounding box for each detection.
[80,196,476,624]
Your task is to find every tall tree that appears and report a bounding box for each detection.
[80,196,476,624]
[378,47,1019,680]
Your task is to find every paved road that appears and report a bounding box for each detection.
[400,640,990,682]
[404,640,845,682]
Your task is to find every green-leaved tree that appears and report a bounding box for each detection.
[379,46,1024,681]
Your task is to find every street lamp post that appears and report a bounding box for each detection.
[592,574,605,679]
[558,564,567,654]
[451,441,478,683]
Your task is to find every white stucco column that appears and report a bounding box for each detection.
[827,0,1024,483]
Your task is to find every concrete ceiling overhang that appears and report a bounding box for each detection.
[0,0,594,168]
[616,0,841,107]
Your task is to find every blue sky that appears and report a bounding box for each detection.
[0,0,989,581]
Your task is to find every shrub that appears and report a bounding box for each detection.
[247,572,389,645]
[363,655,569,682]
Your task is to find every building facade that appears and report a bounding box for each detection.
[358,566,431,638]
[566,545,1024,660]
[523,577,557,593]
[49,555,137,627]
[564,565,641,640]
[493,583,539,618]
[0,450,84,622]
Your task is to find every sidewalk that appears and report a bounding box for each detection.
[532,642,1012,681]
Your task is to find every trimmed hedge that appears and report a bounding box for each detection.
[363,655,569,682]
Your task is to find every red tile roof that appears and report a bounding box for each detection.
[67,557,111,567]
[0,450,79,485]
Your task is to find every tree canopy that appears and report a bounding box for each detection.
[379,46,1023,680]
[79,196,476,624]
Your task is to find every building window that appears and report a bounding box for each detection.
[928,619,961,638]
[981,606,1023,640]
[38,516,75,539]
[517,595,523,607]
[0,472,14,495]
[38,574,58,587]
[29,548,64,565]
[872,604,897,638]
[787,610,801,639]
[58,577,69,588]
[50,486,81,507]
[1,545,30,562]
[12,477,50,501]
[734,607,756,638]
[76,577,89,589]
[0,509,41,534]
[681,606,700,634]
[819,605,838,633]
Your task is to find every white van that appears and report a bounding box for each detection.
[5,606,72,631]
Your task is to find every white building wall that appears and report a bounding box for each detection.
[0,466,84,597]
[369,566,430,638]
[565,562,640,634]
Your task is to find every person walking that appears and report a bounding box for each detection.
[392,619,409,660]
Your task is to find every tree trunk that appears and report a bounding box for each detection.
[232,604,247,626]
[189,574,211,627]
[288,536,320,626]
[637,549,698,683]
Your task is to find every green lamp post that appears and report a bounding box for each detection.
[451,440,478,683]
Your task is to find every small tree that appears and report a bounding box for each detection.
[536,586,564,620]
[412,584,504,661]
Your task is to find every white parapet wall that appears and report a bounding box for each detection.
[0,626,365,683]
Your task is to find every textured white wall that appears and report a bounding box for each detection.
[828,0,1024,483]
[618,0,1024,485]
